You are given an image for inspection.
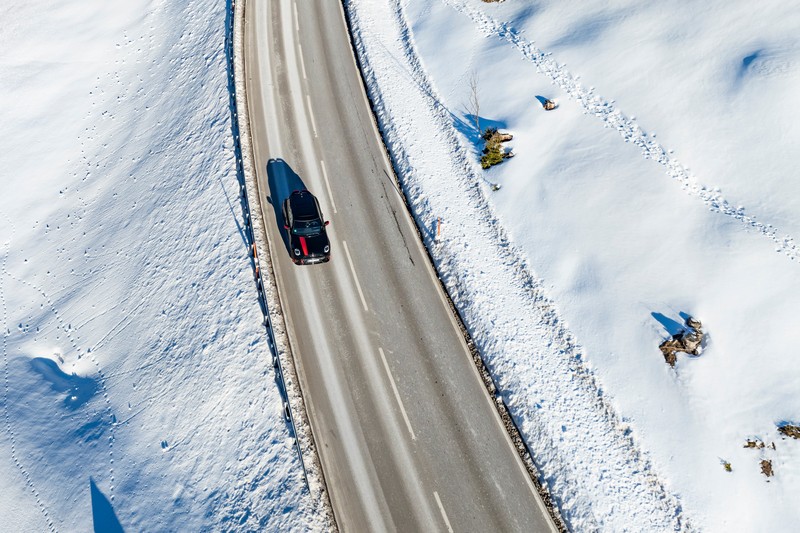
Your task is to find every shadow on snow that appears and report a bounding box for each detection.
[90,478,124,533]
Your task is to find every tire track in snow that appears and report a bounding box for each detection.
[443,0,799,263]
[0,215,56,532]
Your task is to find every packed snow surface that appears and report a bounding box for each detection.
[0,0,319,530]
[346,0,800,531]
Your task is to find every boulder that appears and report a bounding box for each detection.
[659,315,704,366]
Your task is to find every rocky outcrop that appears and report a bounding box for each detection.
[659,316,704,367]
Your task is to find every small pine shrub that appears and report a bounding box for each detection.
[480,127,507,169]
[481,143,504,169]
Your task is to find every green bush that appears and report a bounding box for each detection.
[481,144,504,169]
[480,128,505,169]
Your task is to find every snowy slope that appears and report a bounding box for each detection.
[5,0,797,530]
[347,0,800,531]
[0,0,317,531]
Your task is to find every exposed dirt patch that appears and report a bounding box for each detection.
[778,424,800,440]
[761,459,774,478]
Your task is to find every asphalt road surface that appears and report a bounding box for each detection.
[243,1,557,531]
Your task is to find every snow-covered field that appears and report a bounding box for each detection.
[0,0,318,530]
[5,0,798,530]
[347,0,800,531]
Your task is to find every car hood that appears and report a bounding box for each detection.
[290,232,329,256]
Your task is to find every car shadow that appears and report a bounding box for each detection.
[266,158,307,255]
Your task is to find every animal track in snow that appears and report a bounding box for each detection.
[443,0,799,263]
[0,216,56,532]
[2,211,120,510]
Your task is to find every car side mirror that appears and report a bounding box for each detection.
[325,221,330,226]
[283,224,289,230]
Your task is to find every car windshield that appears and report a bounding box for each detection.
[292,219,322,236]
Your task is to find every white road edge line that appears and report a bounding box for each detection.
[342,240,368,311]
[292,0,299,32]
[320,159,338,213]
[433,491,454,533]
[298,43,308,80]
[305,94,317,136]
[378,348,416,441]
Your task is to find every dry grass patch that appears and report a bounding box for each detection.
[778,424,800,439]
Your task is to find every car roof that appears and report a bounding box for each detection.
[289,190,320,220]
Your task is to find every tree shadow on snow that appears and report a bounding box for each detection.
[651,312,685,337]
[453,113,507,155]
[90,478,124,533]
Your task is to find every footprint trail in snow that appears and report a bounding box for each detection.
[444,0,799,263]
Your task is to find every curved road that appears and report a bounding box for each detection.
[243,1,557,531]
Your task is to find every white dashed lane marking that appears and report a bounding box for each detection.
[320,159,337,214]
[434,491,454,533]
[305,94,317,136]
[342,240,368,312]
[379,347,416,441]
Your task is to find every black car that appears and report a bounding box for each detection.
[282,190,331,265]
